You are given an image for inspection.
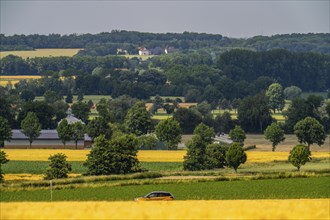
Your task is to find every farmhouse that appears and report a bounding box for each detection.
[4,109,92,149]
[138,47,151,56]
[4,130,91,149]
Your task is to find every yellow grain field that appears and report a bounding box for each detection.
[3,173,81,181]
[3,149,330,162]
[1,199,329,220]
[0,48,81,59]
[0,75,42,87]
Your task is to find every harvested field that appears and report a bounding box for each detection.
[0,48,81,59]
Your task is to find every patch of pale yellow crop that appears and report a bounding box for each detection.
[137,150,185,162]
[3,149,329,163]
[0,75,42,79]
[4,149,89,161]
[1,199,329,220]
[4,173,81,181]
[3,149,186,162]
[0,49,81,59]
[246,151,330,163]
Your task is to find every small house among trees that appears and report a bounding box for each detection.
[138,47,151,56]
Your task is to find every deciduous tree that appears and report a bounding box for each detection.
[86,117,112,142]
[44,153,72,179]
[288,144,311,171]
[294,117,326,148]
[124,102,152,136]
[20,112,41,148]
[56,119,74,148]
[84,134,141,175]
[264,122,285,151]
[0,117,12,148]
[266,83,285,113]
[155,118,181,150]
[225,143,247,173]
[71,122,85,149]
[229,126,246,146]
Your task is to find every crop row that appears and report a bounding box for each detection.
[4,149,329,162]
[3,199,329,220]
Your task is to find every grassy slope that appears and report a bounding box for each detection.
[1,176,329,201]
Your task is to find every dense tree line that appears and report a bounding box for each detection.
[2,50,328,99]
[216,49,330,92]
[1,32,329,54]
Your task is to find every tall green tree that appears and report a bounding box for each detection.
[20,89,35,102]
[284,86,302,100]
[20,112,41,148]
[265,83,285,113]
[288,144,311,171]
[65,91,73,103]
[56,119,74,148]
[225,143,247,173]
[0,117,12,148]
[155,118,181,150]
[229,126,246,146]
[264,122,285,151]
[193,123,215,145]
[183,123,214,171]
[205,143,228,169]
[124,102,152,136]
[238,93,273,133]
[84,134,141,175]
[71,102,90,123]
[173,108,203,134]
[284,96,322,133]
[44,90,62,104]
[71,122,85,149]
[86,117,112,142]
[183,135,207,171]
[294,117,326,148]
[0,150,9,182]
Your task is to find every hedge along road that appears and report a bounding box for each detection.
[1,176,329,202]
[3,149,329,162]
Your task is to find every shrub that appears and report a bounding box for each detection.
[0,150,9,181]
[44,153,72,180]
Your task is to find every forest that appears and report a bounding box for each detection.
[1,31,329,54]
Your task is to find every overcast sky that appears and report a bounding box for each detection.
[1,0,329,38]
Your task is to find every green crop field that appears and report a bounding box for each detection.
[3,157,329,175]
[1,176,329,202]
